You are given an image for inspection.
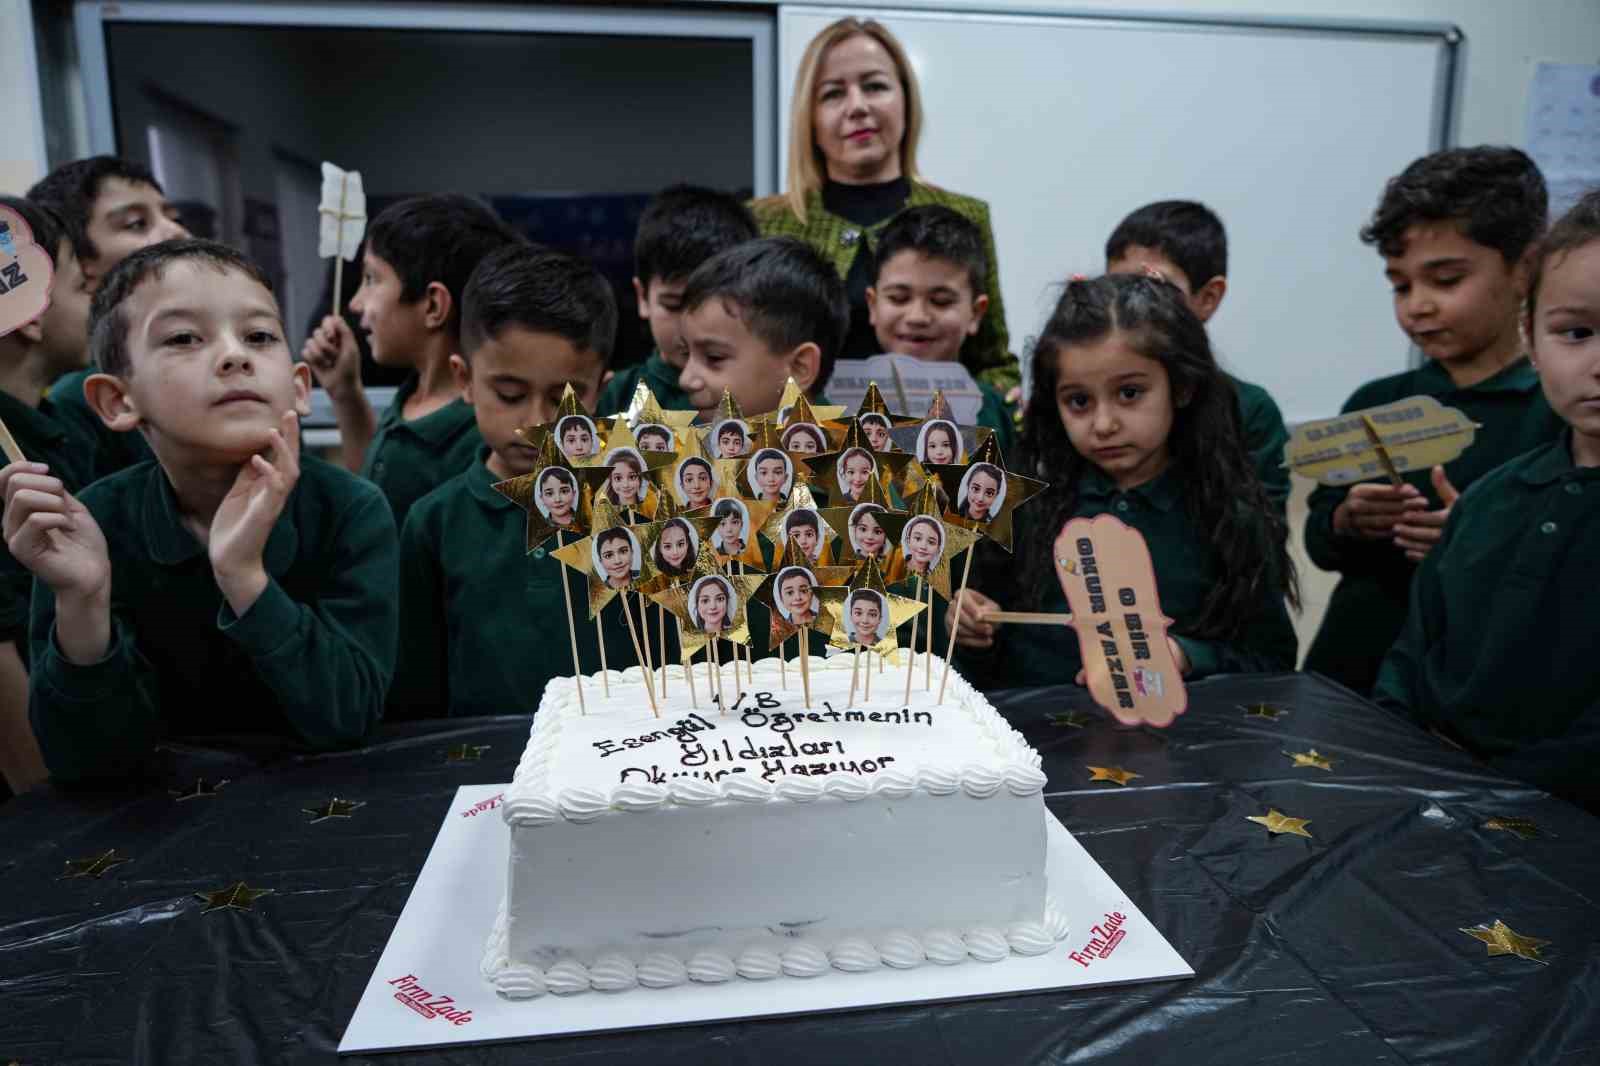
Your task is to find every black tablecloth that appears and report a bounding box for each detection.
[4,672,1598,1065]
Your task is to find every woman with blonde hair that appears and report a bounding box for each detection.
[752,16,1015,391]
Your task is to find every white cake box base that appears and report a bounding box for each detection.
[339,785,1193,1054]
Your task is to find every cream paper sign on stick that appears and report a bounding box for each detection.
[318,162,367,319]
[1284,395,1477,486]
[1054,516,1187,728]
[0,204,54,339]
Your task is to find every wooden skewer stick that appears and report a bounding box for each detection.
[979,611,1074,626]
[595,612,610,697]
[553,531,585,715]
[711,637,727,715]
[680,615,697,709]
[924,577,934,691]
[865,641,873,700]
[621,593,658,716]
[0,416,26,465]
[904,577,922,709]
[848,645,861,708]
[939,547,977,703]
[798,628,811,709]
[779,635,787,690]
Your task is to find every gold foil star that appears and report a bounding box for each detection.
[805,418,915,508]
[521,384,607,464]
[445,744,491,762]
[195,881,273,914]
[1461,920,1550,964]
[752,536,851,646]
[760,483,841,566]
[1242,703,1289,721]
[1483,817,1544,840]
[169,778,228,801]
[580,420,674,519]
[61,849,131,879]
[1086,765,1141,786]
[1246,809,1313,838]
[925,433,1045,552]
[898,480,979,599]
[1048,711,1093,729]
[1284,749,1333,771]
[493,430,589,552]
[766,377,846,426]
[821,555,926,655]
[301,797,365,824]
[611,381,698,432]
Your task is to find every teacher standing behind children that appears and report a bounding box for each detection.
[753,17,1018,393]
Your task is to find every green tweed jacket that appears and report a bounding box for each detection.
[752,180,1018,393]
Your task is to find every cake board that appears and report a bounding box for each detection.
[338,784,1193,1054]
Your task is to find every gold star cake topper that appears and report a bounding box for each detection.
[1246,809,1313,838]
[752,535,851,647]
[493,430,588,553]
[611,381,698,435]
[805,417,914,508]
[925,433,1044,553]
[1461,920,1551,964]
[821,555,926,658]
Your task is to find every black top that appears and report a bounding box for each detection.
[823,177,912,360]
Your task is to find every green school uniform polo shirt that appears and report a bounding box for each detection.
[392,451,674,719]
[0,390,95,648]
[360,373,482,530]
[1374,434,1600,811]
[961,465,1297,689]
[45,367,155,486]
[1303,358,1561,694]
[595,349,692,417]
[28,456,398,782]
[1229,373,1290,516]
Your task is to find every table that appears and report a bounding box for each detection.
[3,672,1597,1065]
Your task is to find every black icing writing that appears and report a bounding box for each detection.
[619,765,747,785]
[739,703,933,732]
[680,734,847,766]
[760,755,896,782]
[592,712,716,757]
[1077,538,1105,613]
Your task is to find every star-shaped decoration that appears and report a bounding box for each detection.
[1246,809,1313,838]
[761,377,847,427]
[1461,920,1551,964]
[887,389,993,467]
[170,778,228,802]
[805,417,915,508]
[301,797,366,824]
[579,420,675,520]
[195,881,273,914]
[752,536,851,646]
[519,383,608,464]
[896,480,979,599]
[648,536,764,645]
[1086,765,1140,786]
[703,388,757,460]
[445,744,491,763]
[610,381,698,434]
[820,555,926,655]
[759,388,840,460]
[925,433,1045,552]
[61,848,131,879]
[1242,703,1289,721]
[1048,710,1094,729]
[701,493,776,570]
[760,483,840,566]
[1284,749,1333,771]
[494,430,588,552]
[551,497,667,617]
[1483,816,1544,840]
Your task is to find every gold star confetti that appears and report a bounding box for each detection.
[1086,765,1141,786]
[445,744,491,763]
[1483,817,1544,840]
[301,797,366,824]
[1284,749,1333,771]
[1461,920,1551,964]
[1246,809,1313,838]
[60,849,131,879]
[1048,711,1093,729]
[1242,703,1289,721]
[169,778,228,801]
[195,881,273,914]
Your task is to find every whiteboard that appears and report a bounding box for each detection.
[778,5,1456,423]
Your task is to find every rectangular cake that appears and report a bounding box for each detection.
[482,654,1067,997]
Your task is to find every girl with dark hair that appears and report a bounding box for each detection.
[652,518,697,577]
[949,273,1298,688]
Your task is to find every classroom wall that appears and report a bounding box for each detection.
[796,0,1600,149]
[0,0,48,194]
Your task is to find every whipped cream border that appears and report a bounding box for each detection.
[502,656,1046,828]
[481,894,1073,999]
